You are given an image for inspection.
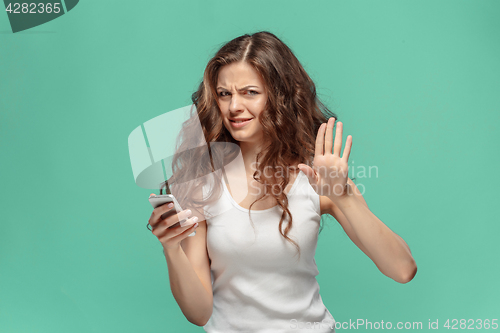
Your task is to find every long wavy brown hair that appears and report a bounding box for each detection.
[164,31,338,259]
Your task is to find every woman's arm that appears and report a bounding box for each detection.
[151,185,213,326]
[323,177,417,283]
[164,218,213,326]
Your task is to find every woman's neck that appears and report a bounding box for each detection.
[238,140,264,174]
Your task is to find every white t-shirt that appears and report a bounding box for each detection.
[203,170,336,332]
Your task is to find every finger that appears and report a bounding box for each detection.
[333,121,343,156]
[155,216,199,239]
[163,209,193,228]
[156,201,175,214]
[170,222,198,240]
[180,216,199,229]
[315,123,327,156]
[154,214,196,236]
[149,202,175,228]
[324,117,335,154]
[342,135,353,162]
[160,223,198,245]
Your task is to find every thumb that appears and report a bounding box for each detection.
[149,193,156,197]
[298,164,317,185]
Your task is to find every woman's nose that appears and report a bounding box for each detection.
[228,93,244,112]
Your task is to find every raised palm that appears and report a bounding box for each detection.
[298,117,352,201]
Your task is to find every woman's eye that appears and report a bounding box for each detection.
[218,90,257,97]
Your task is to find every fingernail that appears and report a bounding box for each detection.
[185,209,192,216]
[167,203,174,208]
[194,222,199,228]
[183,217,198,228]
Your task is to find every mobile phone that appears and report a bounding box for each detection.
[149,194,196,237]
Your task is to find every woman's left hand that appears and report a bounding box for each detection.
[298,117,352,202]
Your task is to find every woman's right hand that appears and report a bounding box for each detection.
[148,193,199,250]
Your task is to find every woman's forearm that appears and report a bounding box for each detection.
[163,245,213,326]
[332,193,417,283]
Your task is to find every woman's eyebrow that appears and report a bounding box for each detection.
[217,85,260,91]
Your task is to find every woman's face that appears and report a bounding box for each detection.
[216,61,268,146]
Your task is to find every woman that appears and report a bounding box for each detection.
[147,31,417,331]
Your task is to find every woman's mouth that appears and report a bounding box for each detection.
[229,118,253,128]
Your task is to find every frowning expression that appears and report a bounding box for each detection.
[217,61,268,146]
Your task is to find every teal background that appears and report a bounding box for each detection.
[1,0,499,332]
